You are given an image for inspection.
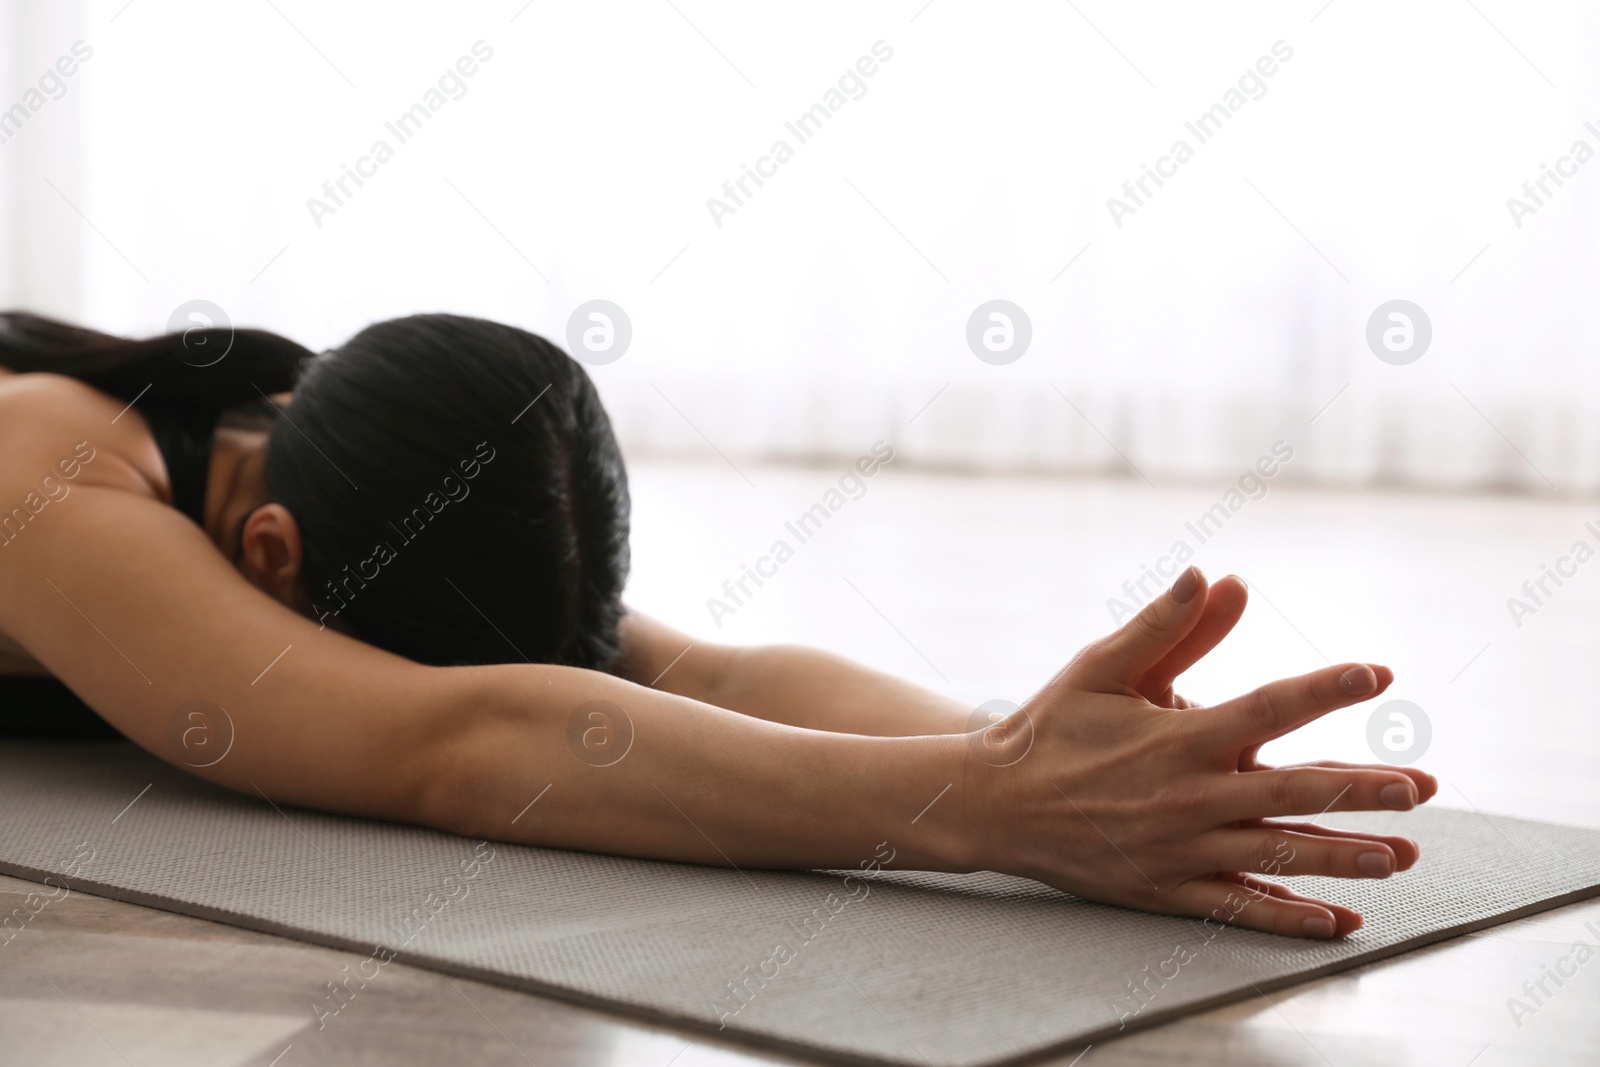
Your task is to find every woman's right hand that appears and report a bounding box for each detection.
[961,566,1437,939]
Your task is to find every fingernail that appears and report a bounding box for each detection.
[1380,783,1416,810]
[1339,666,1376,696]
[1357,851,1392,877]
[1170,566,1200,603]
[1303,915,1335,938]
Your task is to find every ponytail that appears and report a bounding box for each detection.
[0,311,314,417]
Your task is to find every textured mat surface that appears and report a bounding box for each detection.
[3,742,1599,1067]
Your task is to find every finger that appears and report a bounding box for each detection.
[1216,766,1422,821]
[1073,566,1210,688]
[1194,828,1399,880]
[1220,872,1363,935]
[1229,675,1395,771]
[1167,875,1345,939]
[1269,760,1438,803]
[1242,819,1421,870]
[1137,574,1248,698]
[1199,661,1393,750]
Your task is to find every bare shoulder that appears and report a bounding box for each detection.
[0,370,546,826]
[0,394,455,820]
[0,371,166,500]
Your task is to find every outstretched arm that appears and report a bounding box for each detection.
[417,566,1441,939]
[613,575,1269,738]
[618,611,973,736]
[0,387,1436,938]
[0,474,969,874]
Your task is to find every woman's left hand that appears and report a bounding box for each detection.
[1127,572,1438,932]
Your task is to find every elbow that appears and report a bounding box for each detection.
[401,672,535,841]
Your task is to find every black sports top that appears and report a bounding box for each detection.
[1,399,221,738]
[0,677,122,739]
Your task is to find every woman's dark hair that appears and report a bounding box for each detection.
[0,311,631,672]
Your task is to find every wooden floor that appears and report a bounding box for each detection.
[6,459,1600,1066]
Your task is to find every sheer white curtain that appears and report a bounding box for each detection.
[6,0,1598,491]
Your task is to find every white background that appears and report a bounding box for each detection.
[2,0,1598,491]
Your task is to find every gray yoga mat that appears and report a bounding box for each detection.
[3,742,1599,1067]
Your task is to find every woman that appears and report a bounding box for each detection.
[0,310,1435,940]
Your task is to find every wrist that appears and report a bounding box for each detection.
[862,730,983,875]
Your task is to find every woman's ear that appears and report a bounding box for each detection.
[238,503,305,606]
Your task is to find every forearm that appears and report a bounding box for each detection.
[419,663,977,873]
[617,611,972,737]
[704,644,973,736]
